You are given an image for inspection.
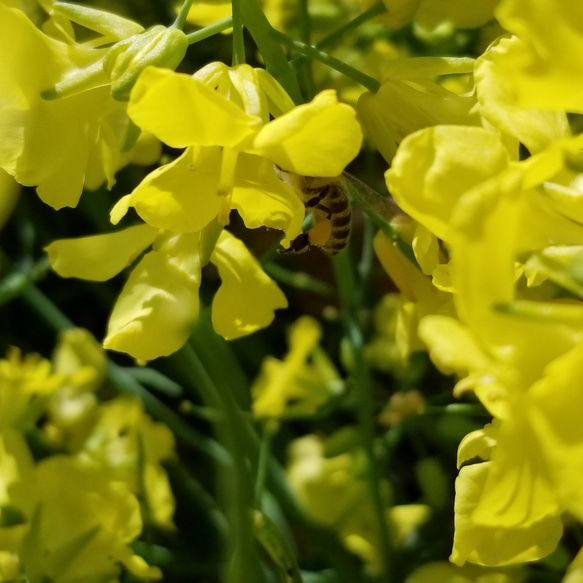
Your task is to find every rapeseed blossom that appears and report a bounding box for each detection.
[251,316,342,420]
[0,3,188,208]
[115,63,362,241]
[0,337,163,581]
[386,121,583,565]
[47,63,363,360]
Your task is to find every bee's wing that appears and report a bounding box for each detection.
[340,172,403,225]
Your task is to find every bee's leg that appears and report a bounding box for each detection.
[278,233,311,254]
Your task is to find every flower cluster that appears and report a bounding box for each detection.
[363,0,583,570]
[0,331,173,581]
[6,0,583,580]
[46,60,362,361]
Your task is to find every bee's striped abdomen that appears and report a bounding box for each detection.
[315,183,352,255]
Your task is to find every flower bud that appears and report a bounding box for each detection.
[104,25,188,101]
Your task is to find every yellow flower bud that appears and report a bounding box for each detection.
[104,25,188,101]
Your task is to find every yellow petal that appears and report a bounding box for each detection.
[45,224,157,281]
[475,36,571,154]
[211,231,287,340]
[104,233,201,361]
[127,147,222,232]
[128,66,260,148]
[451,463,562,567]
[529,339,583,523]
[358,65,479,164]
[495,0,583,112]
[386,126,510,242]
[232,154,304,246]
[253,90,363,177]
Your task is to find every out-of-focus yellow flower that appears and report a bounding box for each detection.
[47,228,287,360]
[252,316,342,420]
[186,0,232,30]
[495,0,583,112]
[365,0,499,30]
[7,455,161,581]
[0,428,34,509]
[77,396,176,530]
[0,348,62,430]
[287,434,386,571]
[405,560,525,583]
[357,58,479,164]
[43,328,107,451]
[564,548,583,583]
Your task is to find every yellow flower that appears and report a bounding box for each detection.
[0,348,62,430]
[77,396,176,530]
[44,328,108,450]
[117,64,362,245]
[286,434,389,572]
[47,228,287,360]
[0,4,167,208]
[7,455,160,581]
[385,122,583,566]
[252,316,342,420]
[366,0,500,30]
[405,560,525,583]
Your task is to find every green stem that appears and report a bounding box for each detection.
[180,340,261,583]
[356,217,375,305]
[173,0,196,29]
[254,424,275,508]
[239,0,303,103]
[332,251,393,581]
[290,3,386,68]
[263,263,334,296]
[272,29,380,93]
[186,17,234,44]
[231,0,246,64]
[297,0,315,98]
[0,257,50,307]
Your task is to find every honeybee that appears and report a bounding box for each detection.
[275,166,401,255]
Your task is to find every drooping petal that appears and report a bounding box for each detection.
[231,154,304,246]
[252,90,363,177]
[125,147,222,233]
[451,463,562,566]
[104,233,202,361]
[211,231,287,340]
[127,66,260,148]
[45,224,157,282]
